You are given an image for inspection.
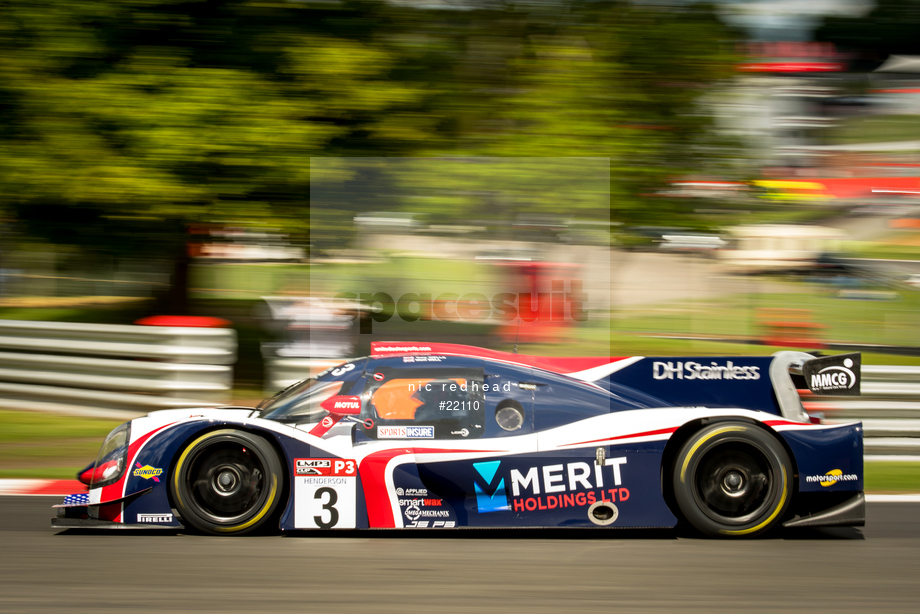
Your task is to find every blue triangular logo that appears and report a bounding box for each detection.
[473,460,501,485]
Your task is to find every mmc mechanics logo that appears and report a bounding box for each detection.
[133,462,163,482]
[803,353,861,396]
[473,461,510,513]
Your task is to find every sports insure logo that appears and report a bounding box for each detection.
[473,460,510,513]
[377,426,434,439]
[802,353,861,396]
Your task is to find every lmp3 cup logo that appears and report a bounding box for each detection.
[295,459,331,476]
[295,458,356,477]
[806,469,858,487]
[473,458,631,514]
[652,361,760,381]
[133,463,163,482]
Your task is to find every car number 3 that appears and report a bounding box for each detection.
[330,363,355,377]
[294,473,357,530]
[314,487,339,529]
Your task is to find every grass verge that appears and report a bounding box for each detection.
[0,409,122,478]
[864,461,920,493]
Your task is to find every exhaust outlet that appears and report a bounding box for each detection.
[588,501,618,526]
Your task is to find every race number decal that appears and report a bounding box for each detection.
[293,458,358,529]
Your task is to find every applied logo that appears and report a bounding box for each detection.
[133,463,163,482]
[395,487,427,496]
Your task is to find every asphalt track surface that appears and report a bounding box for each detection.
[2,498,919,613]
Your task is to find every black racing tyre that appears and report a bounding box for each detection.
[171,429,283,536]
[672,422,792,538]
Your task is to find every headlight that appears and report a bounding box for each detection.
[90,422,131,489]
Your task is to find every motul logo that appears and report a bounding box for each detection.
[320,395,362,413]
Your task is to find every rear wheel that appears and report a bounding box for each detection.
[672,422,792,538]
[171,429,283,535]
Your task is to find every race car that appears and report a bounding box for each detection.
[53,342,865,538]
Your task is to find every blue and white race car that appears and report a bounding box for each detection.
[54,342,865,538]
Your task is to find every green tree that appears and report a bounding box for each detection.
[0,0,741,311]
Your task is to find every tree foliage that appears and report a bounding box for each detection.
[0,0,740,259]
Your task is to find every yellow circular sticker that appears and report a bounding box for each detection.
[820,469,843,487]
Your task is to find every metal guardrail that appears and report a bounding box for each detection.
[0,319,236,419]
[0,319,914,456]
[804,365,920,457]
[263,356,346,395]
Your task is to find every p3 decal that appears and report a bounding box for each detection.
[293,458,358,529]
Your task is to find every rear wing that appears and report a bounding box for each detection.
[773,351,861,422]
[593,351,862,422]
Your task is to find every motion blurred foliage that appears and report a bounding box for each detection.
[0,0,739,310]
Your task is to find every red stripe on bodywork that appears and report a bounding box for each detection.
[370,342,625,374]
[97,424,174,522]
[359,447,504,528]
[359,448,412,528]
[764,419,810,428]
[561,426,678,448]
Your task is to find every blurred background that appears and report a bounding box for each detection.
[2,0,920,482]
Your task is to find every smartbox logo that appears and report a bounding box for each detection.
[473,460,510,513]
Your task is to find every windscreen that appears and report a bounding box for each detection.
[260,379,345,423]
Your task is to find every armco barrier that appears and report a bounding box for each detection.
[0,319,235,418]
[262,356,346,395]
[804,365,920,456]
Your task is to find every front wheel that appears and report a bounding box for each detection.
[171,429,283,535]
[672,422,792,538]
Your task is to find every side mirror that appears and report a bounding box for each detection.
[320,395,362,416]
[310,395,362,436]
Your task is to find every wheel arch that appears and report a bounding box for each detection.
[165,422,292,527]
[659,415,800,524]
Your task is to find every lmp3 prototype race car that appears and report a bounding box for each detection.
[54,342,865,538]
